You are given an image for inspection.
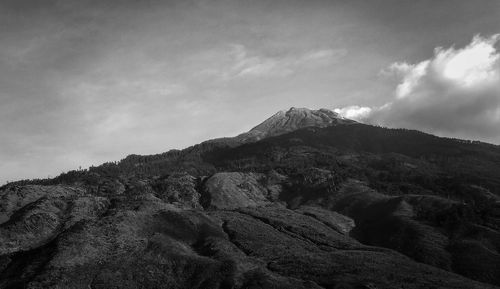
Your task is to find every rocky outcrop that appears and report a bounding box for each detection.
[0,186,82,224]
[152,172,202,209]
[211,206,493,289]
[295,205,355,235]
[202,172,285,210]
[0,185,109,255]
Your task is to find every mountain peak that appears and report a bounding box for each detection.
[236,107,354,142]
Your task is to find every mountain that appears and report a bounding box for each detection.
[204,107,354,146]
[1,108,500,289]
[234,107,354,142]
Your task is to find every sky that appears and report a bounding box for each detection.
[0,0,499,183]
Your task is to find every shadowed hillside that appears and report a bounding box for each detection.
[2,109,500,288]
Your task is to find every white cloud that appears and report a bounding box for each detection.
[230,44,289,77]
[336,34,500,144]
[387,60,431,99]
[196,44,347,80]
[299,48,348,63]
[334,105,372,121]
[435,35,500,86]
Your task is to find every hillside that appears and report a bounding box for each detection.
[1,108,500,289]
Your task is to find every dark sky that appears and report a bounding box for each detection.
[1,0,499,183]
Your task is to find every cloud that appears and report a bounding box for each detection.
[229,44,289,77]
[334,105,372,121]
[195,44,347,80]
[336,34,500,144]
[233,45,347,78]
